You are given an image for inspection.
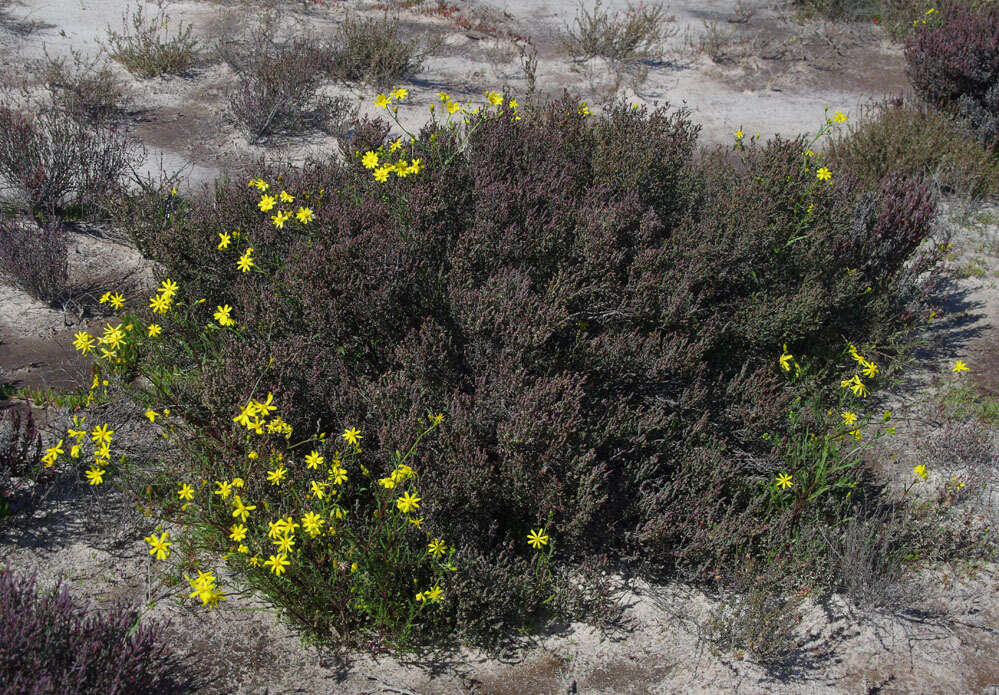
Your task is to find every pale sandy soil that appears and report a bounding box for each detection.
[1,1,998,693]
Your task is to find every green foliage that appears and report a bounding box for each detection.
[561,0,675,63]
[103,1,201,78]
[328,14,426,88]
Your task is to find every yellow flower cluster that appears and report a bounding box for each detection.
[43,414,116,486]
[186,570,225,608]
[233,393,283,436]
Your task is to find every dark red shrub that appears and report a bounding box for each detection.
[141,96,940,595]
[0,568,195,694]
[906,4,999,145]
[0,217,69,305]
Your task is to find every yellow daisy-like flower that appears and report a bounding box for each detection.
[99,291,111,304]
[237,248,255,273]
[302,511,324,537]
[486,90,503,106]
[90,424,114,447]
[85,466,105,485]
[778,345,793,372]
[527,528,549,549]
[342,427,362,446]
[816,167,832,181]
[108,292,125,310]
[375,93,391,108]
[861,360,879,378]
[362,151,379,169]
[213,304,235,327]
[391,87,408,100]
[296,207,314,224]
[214,480,233,499]
[178,483,194,501]
[218,232,231,250]
[144,532,172,561]
[373,166,391,183]
[913,464,928,481]
[734,129,744,140]
[840,411,858,426]
[396,490,421,513]
[264,553,290,576]
[305,451,324,469]
[258,194,276,212]
[775,472,793,490]
[266,466,288,485]
[330,465,348,486]
[833,110,847,124]
[231,495,256,522]
[147,323,162,337]
[149,293,172,314]
[144,409,158,423]
[72,332,96,355]
[279,190,294,203]
[952,360,969,373]
[428,538,446,558]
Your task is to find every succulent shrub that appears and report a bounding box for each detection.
[906,3,999,146]
[94,94,941,645]
[0,568,195,694]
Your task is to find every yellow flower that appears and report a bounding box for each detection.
[305,451,324,469]
[389,138,403,153]
[231,495,256,522]
[840,411,857,426]
[310,480,327,499]
[850,379,870,398]
[952,360,969,373]
[375,93,391,108]
[861,360,879,378]
[264,553,290,576]
[108,292,125,310]
[578,103,592,117]
[147,324,162,337]
[527,528,549,549]
[396,490,421,513]
[778,345,794,372]
[91,424,114,446]
[279,190,294,203]
[273,533,295,554]
[144,409,158,423]
[302,511,324,537]
[178,483,194,501]
[213,304,236,327]
[237,248,255,273]
[99,291,111,304]
[214,481,233,499]
[149,293,172,314]
[218,232,231,250]
[446,100,461,115]
[914,464,928,481]
[296,207,314,224]
[271,210,292,228]
[391,87,409,100]
[159,279,178,297]
[85,466,105,485]
[373,166,391,183]
[266,466,288,485]
[428,412,444,426]
[232,477,244,488]
[428,538,446,558]
[258,194,276,212]
[362,151,379,169]
[144,532,172,561]
[342,427,362,446]
[330,465,348,486]
[72,332,96,355]
[734,129,744,140]
[833,110,847,124]
[775,472,793,490]
[486,90,503,106]
[438,91,450,102]
[816,167,832,181]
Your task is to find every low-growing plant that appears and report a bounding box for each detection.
[39,47,131,124]
[826,98,999,201]
[562,0,675,64]
[328,13,425,88]
[103,1,201,78]
[0,406,41,517]
[58,91,949,648]
[0,567,195,694]
[906,2,999,147]
[0,217,69,304]
[222,33,354,142]
[0,103,142,217]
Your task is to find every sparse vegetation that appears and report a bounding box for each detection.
[0,217,69,304]
[562,0,675,64]
[103,1,201,78]
[328,13,426,88]
[39,47,131,124]
[826,98,999,199]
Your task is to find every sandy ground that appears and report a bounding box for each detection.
[1,1,998,693]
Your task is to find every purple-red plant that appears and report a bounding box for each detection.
[0,568,195,694]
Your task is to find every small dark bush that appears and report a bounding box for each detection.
[103,2,201,78]
[0,217,69,304]
[826,98,999,199]
[39,47,131,124]
[222,34,354,142]
[0,104,141,216]
[562,0,675,63]
[0,407,41,514]
[906,3,999,146]
[0,567,195,695]
[125,96,942,644]
[329,14,425,88]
